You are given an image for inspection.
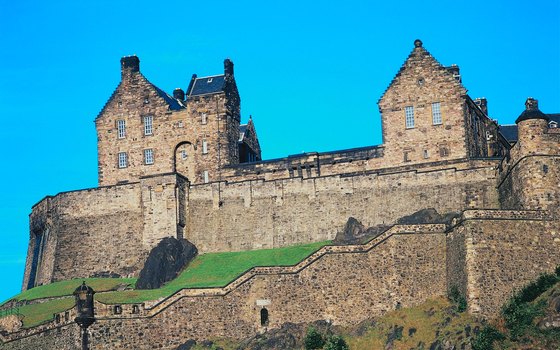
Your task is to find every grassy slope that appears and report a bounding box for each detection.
[1,241,329,328]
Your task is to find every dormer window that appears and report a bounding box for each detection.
[405,106,415,129]
[207,78,213,83]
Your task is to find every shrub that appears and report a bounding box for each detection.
[448,285,467,312]
[304,327,325,350]
[516,273,558,304]
[502,298,545,339]
[471,326,505,350]
[323,335,349,350]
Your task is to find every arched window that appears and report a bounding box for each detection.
[260,308,269,326]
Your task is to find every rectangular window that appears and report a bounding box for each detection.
[405,106,414,129]
[201,113,207,125]
[202,140,208,154]
[432,102,442,125]
[144,149,154,165]
[203,170,209,183]
[144,116,153,135]
[117,120,126,139]
[118,152,128,168]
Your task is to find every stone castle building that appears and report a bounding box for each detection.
[2,40,559,349]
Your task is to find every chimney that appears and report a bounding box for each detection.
[474,97,488,115]
[173,88,185,101]
[525,97,538,111]
[120,55,140,79]
[447,64,461,83]
[224,58,234,76]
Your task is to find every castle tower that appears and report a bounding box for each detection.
[95,56,245,186]
[378,40,508,166]
[515,97,549,155]
[499,97,559,210]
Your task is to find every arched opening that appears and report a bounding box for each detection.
[173,141,196,182]
[260,308,269,327]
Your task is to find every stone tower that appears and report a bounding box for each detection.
[95,56,253,186]
[378,40,507,166]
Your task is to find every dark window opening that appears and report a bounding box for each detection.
[260,308,269,327]
[114,305,122,315]
[132,305,140,314]
[543,164,549,174]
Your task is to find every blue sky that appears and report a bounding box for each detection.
[0,0,558,302]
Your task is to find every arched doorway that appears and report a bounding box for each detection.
[174,141,196,182]
[260,308,269,327]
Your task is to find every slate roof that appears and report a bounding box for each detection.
[151,84,184,110]
[189,75,226,96]
[239,124,248,142]
[499,125,518,143]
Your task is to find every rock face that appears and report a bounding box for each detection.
[333,217,388,245]
[136,237,198,290]
[396,208,460,226]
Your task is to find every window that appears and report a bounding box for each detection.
[202,140,208,154]
[203,170,209,183]
[118,152,128,168]
[144,149,154,165]
[144,116,153,135]
[114,305,122,315]
[404,151,411,162]
[423,150,429,159]
[201,113,207,125]
[405,106,414,129]
[432,102,442,125]
[117,120,126,139]
[181,150,188,160]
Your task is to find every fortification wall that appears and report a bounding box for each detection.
[187,161,499,252]
[3,225,447,350]
[23,184,145,289]
[447,210,560,317]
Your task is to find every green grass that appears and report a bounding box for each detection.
[16,297,75,328]
[97,240,329,304]
[1,278,136,305]
[1,240,329,328]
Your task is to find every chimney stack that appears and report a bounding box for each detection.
[173,88,185,101]
[120,55,140,79]
[525,97,538,111]
[224,58,234,76]
[447,64,461,83]
[474,97,488,115]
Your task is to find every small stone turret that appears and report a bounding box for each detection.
[515,97,549,155]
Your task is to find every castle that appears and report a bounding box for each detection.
[2,40,559,349]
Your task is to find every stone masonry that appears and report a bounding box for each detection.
[5,40,559,349]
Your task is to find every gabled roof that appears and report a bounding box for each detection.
[151,84,184,110]
[189,75,226,96]
[378,39,466,103]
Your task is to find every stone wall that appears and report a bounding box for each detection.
[187,161,499,252]
[447,210,560,317]
[96,58,241,187]
[3,225,447,350]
